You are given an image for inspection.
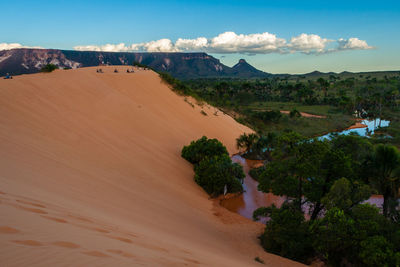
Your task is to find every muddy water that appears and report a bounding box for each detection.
[221,123,390,222]
[221,155,384,221]
[220,155,285,221]
[222,120,388,221]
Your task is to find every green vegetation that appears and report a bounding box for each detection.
[251,132,400,265]
[41,63,58,72]
[236,132,275,160]
[181,75,400,139]
[258,203,313,262]
[181,136,244,196]
[166,69,400,265]
[133,61,152,69]
[194,154,244,196]
[181,136,228,165]
[159,72,200,99]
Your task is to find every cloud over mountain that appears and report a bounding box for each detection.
[0,43,42,51]
[73,32,373,55]
[1,32,373,55]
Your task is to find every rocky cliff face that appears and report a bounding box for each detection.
[0,49,81,75]
[0,49,269,79]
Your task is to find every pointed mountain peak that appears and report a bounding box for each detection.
[230,59,270,78]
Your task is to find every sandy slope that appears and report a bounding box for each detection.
[0,66,302,266]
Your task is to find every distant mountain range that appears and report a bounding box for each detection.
[0,48,398,79]
[0,48,270,79]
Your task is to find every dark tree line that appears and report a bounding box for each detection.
[246,132,400,265]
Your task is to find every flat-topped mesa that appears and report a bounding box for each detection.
[0,48,270,79]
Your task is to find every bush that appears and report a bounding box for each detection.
[182,136,245,196]
[289,108,301,118]
[133,61,151,69]
[249,166,265,181]
[41,64,58,72]
[159,72,196,96]
[259,203,313,263]
[181,136,228,165]
[253,110,282,123]
[194,154,244,196]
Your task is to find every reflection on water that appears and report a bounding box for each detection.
[364,195,383,208]
[222,155,384,222]
[222,119,390,221]
[320,118,390,140]
[220,155,285,222]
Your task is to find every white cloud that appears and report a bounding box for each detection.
[72,32,373,55]
[0,34,374,55]
[74,43,131,52]
[337,37,373,50]
[0,43,42,51]
[175,37,208,51]
[208,32,286,54]
[139,39,178,52]
[289,34,331,54]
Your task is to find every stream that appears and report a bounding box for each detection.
[221,118,390,222]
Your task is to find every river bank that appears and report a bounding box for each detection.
[221,119,389,222]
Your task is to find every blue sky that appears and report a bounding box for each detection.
[1,0,399,73]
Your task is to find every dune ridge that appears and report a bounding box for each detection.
[0,66,302,266]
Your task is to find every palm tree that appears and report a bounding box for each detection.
[369,144,400,218]
[236,133,258,154]
[254,133,276,160]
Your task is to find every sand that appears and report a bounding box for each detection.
[280,110,326,118]
[346,122,367,130]
[0,66,302,266]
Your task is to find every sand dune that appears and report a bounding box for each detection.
[0,66,302,266]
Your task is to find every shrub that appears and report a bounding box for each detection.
[181,136,228,165]
[182,136,245,196]
[159,72,196,96]
[289,108,301,118]
[259,203,313,263]
[253,110,282,123]
[133,61,151,69]
[194,154,244,196]
[249,166,265,181]
[41,64,58,72]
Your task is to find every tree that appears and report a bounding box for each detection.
[236,133,258,154]
[317,77,329,97]
[321,177,372,212]
[194,154,244,196]
[41,64,58,72]
[330,134,373,181]
[253,133,276,160]
[289,108,301,118]
[311,203,400,266]
[258,203,313,263]
[368,144,400,218]
[259,137,335,215]
[311,208,356,266]
[181,136,228,165]
[359,236,397,266]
